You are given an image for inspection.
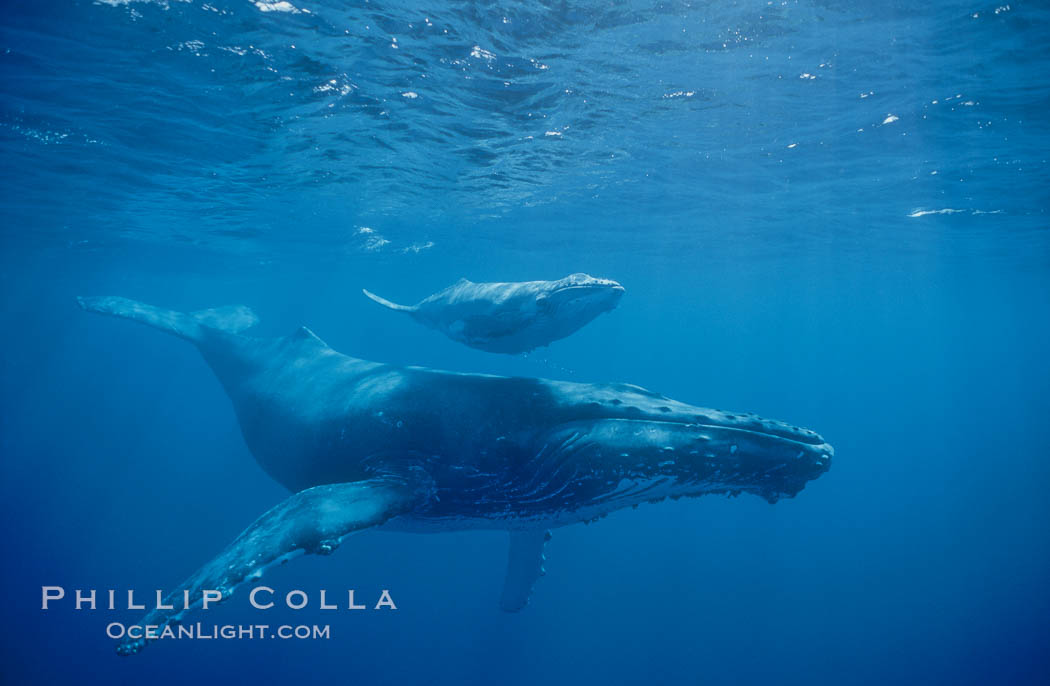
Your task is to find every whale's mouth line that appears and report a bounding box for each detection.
[551,284,624,296]
[684,421,831,451]
[569,417,832,452]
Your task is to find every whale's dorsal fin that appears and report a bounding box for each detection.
[362,288,416,312]
[291,326,329,347]
[499,529,551,612]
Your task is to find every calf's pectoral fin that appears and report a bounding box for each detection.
[116,477,424,656]
[362,288,416,312]
[499,530,551,612]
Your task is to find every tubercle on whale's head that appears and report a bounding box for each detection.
[542,273,625,315]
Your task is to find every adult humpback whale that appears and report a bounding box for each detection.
[77,296,832,655]
[362,273,625,353]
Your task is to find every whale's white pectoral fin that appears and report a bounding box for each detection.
[499,530,551,612]
[116,477,424,656]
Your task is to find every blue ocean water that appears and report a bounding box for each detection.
[2,0,1049,683]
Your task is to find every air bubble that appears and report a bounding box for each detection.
[316,539,339,555]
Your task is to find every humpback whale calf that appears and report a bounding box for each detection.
[362,273,625,353]
[77,295,832,655]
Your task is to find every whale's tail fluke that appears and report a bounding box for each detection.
[77,296,258,343]
[362,288,416,312]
